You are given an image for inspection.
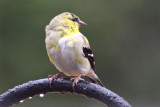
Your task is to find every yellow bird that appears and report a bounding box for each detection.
[45,12,104,87]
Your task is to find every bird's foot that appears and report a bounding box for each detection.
[48,72,63,87]
[70,75,84,90]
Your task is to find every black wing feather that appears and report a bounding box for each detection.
[83,47,95,71]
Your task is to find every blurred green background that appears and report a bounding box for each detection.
[1,0,160,107]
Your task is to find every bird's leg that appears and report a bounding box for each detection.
[48,72,64,87]
[70,74,84,89]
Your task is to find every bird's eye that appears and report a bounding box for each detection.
[71,18,78,22]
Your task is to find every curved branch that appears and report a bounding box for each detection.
[0,78,131,107]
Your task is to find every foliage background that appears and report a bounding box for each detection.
[1,0,160,107]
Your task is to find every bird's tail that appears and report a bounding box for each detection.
[88,73,105,87]
[89,77,104,87]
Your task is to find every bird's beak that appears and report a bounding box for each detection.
[78,20,87,26]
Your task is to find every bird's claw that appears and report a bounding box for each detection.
[70,75,84,90]
[48,73,63,87]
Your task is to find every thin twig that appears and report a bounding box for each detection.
[0,78,131,107]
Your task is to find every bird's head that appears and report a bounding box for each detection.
[49,12,87,34]
[59,12,87,26]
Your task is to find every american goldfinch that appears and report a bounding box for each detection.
[45,12,104,87]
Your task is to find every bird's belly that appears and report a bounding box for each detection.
[52,49,90,76]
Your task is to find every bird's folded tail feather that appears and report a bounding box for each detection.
[89,77,105,87]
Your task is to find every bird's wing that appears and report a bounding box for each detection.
[81,36,95,71]
[81,35,104,87]
[83,47,95,71]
